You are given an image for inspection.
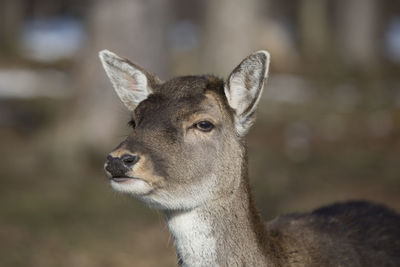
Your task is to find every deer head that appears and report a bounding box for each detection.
[101,50,270,211]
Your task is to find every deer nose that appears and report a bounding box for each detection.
[105,154,139,177]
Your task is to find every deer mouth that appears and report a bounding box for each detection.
[111,176,139,183]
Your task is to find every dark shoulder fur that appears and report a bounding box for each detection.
[266,201,400,266]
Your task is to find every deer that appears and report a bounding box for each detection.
[100,49,400,266]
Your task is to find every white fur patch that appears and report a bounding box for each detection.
[139,174,218,211]
[110,179,153,195]
[167,209,218,267]
[99,49,152,111]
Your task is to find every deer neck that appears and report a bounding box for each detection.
[165,155,270,266]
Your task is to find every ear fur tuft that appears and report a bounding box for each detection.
[99,49,159,111]
[224,50,270,136]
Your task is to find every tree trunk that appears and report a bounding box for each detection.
[299,0,330,60]
[336,0,380,66]
[57,0,171,154]
[201,0,264,76]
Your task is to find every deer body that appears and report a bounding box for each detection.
[100,50,400,266]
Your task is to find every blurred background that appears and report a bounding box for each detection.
[1,0,399,266]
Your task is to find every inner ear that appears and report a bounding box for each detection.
[99,50,161,111]
[224,51,270,136]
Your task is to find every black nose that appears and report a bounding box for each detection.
[105,154,139,177]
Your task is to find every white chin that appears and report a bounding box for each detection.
[110,179,153,195]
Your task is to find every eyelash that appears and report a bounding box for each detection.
[128,118,214,132]
[127,119,136,129]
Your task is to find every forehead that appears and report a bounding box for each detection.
[135,75,228,119]
[157,75,224,98]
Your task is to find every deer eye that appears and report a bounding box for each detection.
[127,119,136,129]
[195,121,214,132]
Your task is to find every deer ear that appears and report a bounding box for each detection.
[224,50,270,136]
[99,50,161,111]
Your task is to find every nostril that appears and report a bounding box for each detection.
[105,163,112,173]
[121,154,139,167]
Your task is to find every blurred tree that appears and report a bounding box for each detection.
[299,0,330,61]
[0,0,24,56]
[55,0,171,155]
[201,0,265,76]
[335,0,380,67]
